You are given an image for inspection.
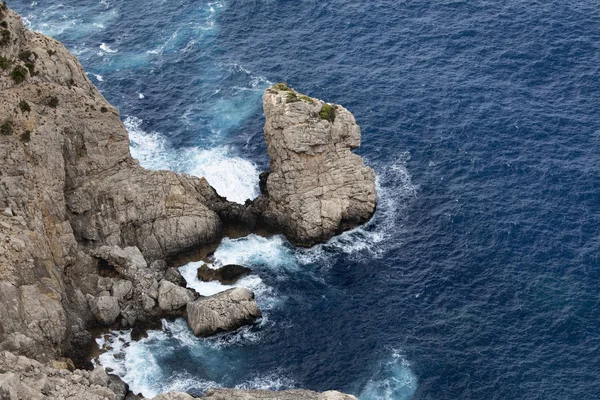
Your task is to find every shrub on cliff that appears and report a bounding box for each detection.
[48,96,59,108]
[0,120,13,136]
[18,99,30,113]
[20,130,31,142]
[273,82,291,91]
[11,65,27,83]
[319,103,336,123]
[0,55,10,69]
[0,29,9,47]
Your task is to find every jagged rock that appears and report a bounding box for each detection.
[157,280,194,311]
[91,246,148,277]
[89,367,110,387]
[112,280,133,301]
[0,352,122,399]
[197,264,252,284]
[164,267,187,287]
[0,6,235,360]
[152,393,195,400]
[186,288,261,337]
[261,85,377,246]
[88,296,120,326]
[203,389,359,400]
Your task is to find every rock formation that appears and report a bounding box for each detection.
[151,389,358,400]
[259,84,377,246]
[187,287,262,337]
[197,264,252,284]
[0,5,373,399]
[0,351,128,400]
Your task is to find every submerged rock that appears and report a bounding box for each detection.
[260,84,377,246]
[197,264,252,284]
[186,287,261,337]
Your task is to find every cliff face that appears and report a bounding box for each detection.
[0,5,375,399]
[0,7,229,360]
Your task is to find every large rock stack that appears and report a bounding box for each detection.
[260,84,377,246]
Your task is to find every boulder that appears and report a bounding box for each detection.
[197,264,252,284]
[88,296,120,326]
[186,288,262,337]
[157,281,194,312]
[89,367,110,387]
[261,84,377,246]
[164,267,187,287]
[112,280,133,301]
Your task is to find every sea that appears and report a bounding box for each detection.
[9,1,600,399]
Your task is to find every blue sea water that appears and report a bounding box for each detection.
[10,0,600,399]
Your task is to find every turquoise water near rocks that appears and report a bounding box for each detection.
[10,1,600,399]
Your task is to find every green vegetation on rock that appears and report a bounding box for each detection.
[0,55,10,69]
[20,130,31,143]
[319,103,336,123]
[11,65,27,83]
[18,99,30,113]
[0,29,9,47]
[48,96,59,108]
[273,82,292,91]
[0,120,13,136]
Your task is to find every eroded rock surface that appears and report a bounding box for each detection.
[260,85,377,246]
[187,287,262,337]
[197,264,252,284]
[0,7,233,360]
[0,351,127,400]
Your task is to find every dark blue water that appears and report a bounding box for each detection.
[11,1,600,399]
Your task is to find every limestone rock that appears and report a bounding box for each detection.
[157,280,194,311]
[164,267,187,287]
[0,6,235,360]
[152,393,195,400]
[88,296,120,326]
[186,288,261,337]
[260,85,377,246]
[203,389,359,400]
[197,264,252,284]
[89,367,110,387]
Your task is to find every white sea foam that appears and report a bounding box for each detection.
[99,43,118,53]
[359,349,418,400]
[297,154,417,265]
[96,318,272,398]
[124,116,259,204]
[212,235,299,272]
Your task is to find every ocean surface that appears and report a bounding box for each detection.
[10,0,600,399]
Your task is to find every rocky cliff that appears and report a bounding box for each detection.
[0,4,375,399]
[260,84,377,246]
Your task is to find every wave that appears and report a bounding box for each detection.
[125,116,259,204]
[96,318,284,398]
[297,153,417,266]
[359,349,418,400]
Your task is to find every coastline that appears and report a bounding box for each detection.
[0,5,375,399]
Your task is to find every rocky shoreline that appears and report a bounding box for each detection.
[0,4,375,399]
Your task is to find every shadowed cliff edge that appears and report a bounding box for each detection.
[0,4,374,399]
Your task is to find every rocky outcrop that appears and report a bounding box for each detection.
[0,6,238,360]
[0,6,370,400]
[150,390,358,400]
[157,280,194,311]
[0,351,127,400]
[187,288,262,337]
[260,84,377,246]
[197,264,252,284]
[202,389,359,400]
